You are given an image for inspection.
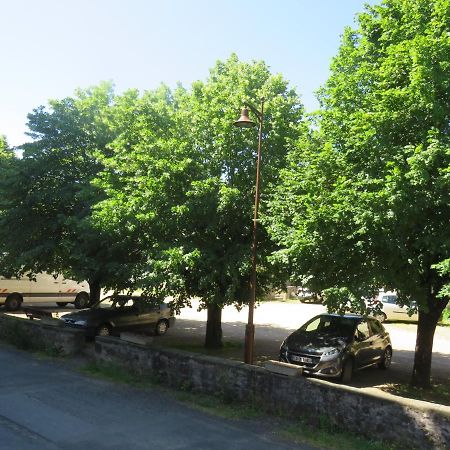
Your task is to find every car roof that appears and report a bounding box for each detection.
[102,295,152,301]
[318,313,365,320]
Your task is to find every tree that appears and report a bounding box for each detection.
[0,83,136,302]
[0,136,16,276]
[266,0,450,387]
[0,136,11,158]
[94,55,305,348]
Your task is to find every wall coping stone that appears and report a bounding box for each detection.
[0,313,85,336]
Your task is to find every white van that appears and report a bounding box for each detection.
[375,292,418,322]
[0,272,90,311]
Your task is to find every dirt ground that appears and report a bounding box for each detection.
[164,300,450,390]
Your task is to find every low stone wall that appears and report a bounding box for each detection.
[95,337,450,449]
[0,313,85,355]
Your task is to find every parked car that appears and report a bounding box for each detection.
[372,293,418,323]
[279,313,392,382]
[0,272,90,311]
[295,287,323,304]
[60,294,175,337]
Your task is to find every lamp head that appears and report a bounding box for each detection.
[234,107,256,128]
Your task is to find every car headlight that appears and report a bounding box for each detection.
[322,348,339,357]
[73,320,87,326]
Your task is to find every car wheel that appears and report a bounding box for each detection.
[341,357,354,383]
[155,319,169,336]
[378,347,392,370]
[74,292,90,309]
[96,324,112,337]
[56,302,68,307]
[5,293,22,311]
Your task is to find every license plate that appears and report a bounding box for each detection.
[291,355,312,364]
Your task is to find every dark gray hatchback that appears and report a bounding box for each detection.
[279,313,392,382]
[61,295,175,338]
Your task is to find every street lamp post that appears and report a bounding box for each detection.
[234,98,264,365]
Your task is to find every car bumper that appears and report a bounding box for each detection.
[279,351,343,378]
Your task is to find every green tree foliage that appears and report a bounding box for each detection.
[94,55,305,347]
[0,83,135,301]
[0,136,16,276]
[0,136,12,159]
[267,0,450,387]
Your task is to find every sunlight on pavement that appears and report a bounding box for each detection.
[179,299,327,330]
[178,300,450,355]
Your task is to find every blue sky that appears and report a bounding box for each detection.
[1,0,376,147]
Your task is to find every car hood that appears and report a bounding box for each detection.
[285,330,350,355]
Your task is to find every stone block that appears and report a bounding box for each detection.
[120,332,154,346]
[264,360,303,377]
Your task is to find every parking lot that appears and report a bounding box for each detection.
[170,300,450,387]
[3,299,450,388]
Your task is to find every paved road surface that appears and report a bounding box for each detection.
[0,345,315,450]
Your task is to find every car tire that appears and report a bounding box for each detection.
[5,293,23,311]
[155,319,169,336]
[96,324,112,337]
[341,357,354,383]
[56,302,68,307]
[74,292,90,309]
[378,347,392,370]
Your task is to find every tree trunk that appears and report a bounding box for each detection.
[411,295,447,388]
[88,278,102,305]
[205,304,223,349]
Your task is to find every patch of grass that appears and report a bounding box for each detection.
[175,389,263,420]
[80,362,159,388]
[280,420,392,450]
[162,340,244,360]
[381,381,450,406]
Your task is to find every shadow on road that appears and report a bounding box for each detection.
[159,319,450,389]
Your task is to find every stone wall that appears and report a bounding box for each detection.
[0,313,85,355]
[95,336,450,449]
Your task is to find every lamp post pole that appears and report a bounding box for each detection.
[234,98,264,365]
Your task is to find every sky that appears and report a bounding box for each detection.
[1,0,377,147]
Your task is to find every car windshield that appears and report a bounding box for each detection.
[95,297,134,309]
[300,315,357,337]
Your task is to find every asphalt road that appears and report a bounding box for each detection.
[0,345,315,450]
